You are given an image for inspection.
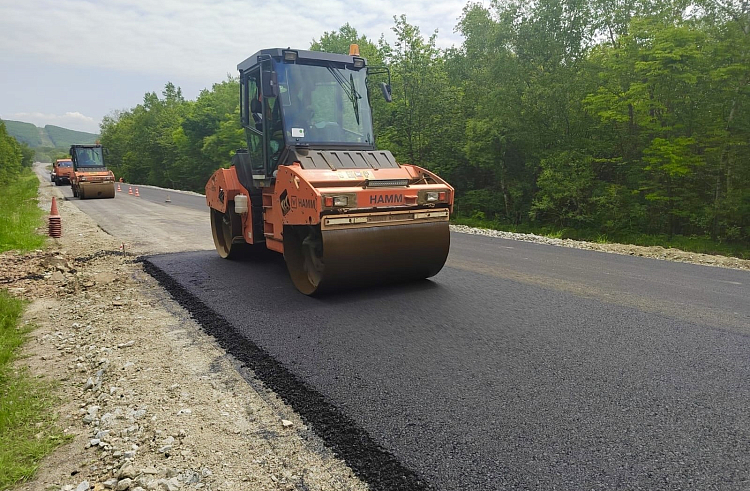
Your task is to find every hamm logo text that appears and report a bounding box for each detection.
[369,194,403,205]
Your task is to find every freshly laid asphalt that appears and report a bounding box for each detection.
[145,234,750,491]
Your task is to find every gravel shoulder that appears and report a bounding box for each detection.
[450,224,750,271]
[4,173,368,491]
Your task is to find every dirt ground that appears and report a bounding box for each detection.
[4,172,749,491]
[4,175,369,491]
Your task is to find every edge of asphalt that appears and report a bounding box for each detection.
[141,256,434,491]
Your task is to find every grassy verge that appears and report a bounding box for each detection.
[451,217,750,259]
[0,170,69,489]
[0,292,68,489]
[0,170,46,253]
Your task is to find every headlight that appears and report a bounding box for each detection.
[419,189,449,204]
[324,195,351,207]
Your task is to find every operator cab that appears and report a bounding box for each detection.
[236,48,389,190]
[70,145,106,172]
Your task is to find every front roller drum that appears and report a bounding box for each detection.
[79,182,115,199]
[284,221,450,295]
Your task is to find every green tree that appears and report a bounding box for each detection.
[174,78,243,190]
[531,151,596,226]
[0,120,24,181]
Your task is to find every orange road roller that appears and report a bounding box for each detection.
[69,144,116,199]
[206,46,453,294]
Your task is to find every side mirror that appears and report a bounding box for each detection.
[262,70,279,98]
[380,82,392,103]
[252,112,263,131]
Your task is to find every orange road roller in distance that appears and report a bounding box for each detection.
[69,144,116,199]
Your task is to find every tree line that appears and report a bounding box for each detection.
[0,121,35,182]
[100,0,750,245]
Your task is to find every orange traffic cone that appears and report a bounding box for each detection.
[134,187,140,197]
[128,186,133,195]
[48,197,61,238]
[117,183,122,192]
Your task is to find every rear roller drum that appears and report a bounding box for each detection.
[284,226,324,295]
[210,206,249,259]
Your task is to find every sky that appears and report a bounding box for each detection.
[0,0,471,134]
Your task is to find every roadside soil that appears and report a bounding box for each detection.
[3,174,368,491]
[4,169,749,491]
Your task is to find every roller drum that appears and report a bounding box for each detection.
[79,182,116,199]
[284,221,450,295]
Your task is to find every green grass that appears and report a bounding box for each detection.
[0,170,69,488]
[0,291,69,489]
[451,217,750,259]
[0,171,46,253]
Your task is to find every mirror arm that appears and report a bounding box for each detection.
[368,65,393,103]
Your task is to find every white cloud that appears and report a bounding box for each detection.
[0,0,466,81]
[0,0,470,132]
[2,111,99,134]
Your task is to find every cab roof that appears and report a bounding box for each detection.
[237,48,365,73]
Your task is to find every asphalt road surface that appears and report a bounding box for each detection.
[145,241,750,490]
[39,164,750,490]
[39,164,214,254]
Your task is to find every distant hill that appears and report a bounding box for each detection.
[2,119,99,161]
[4,120,43,146]
[4,120,98,147]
